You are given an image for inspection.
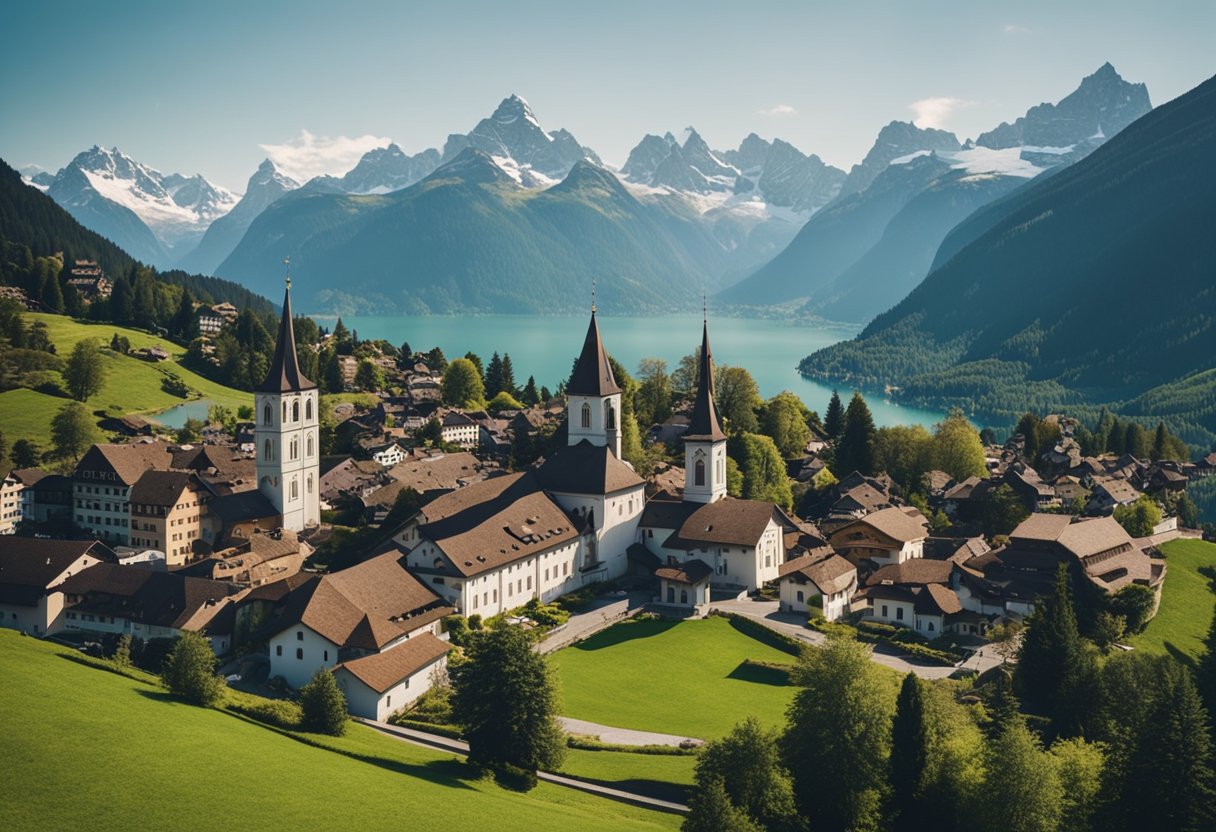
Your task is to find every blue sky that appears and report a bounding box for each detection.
[3,0,1212,190]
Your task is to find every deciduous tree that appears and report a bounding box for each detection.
[299,668,348,736]
[693,717,799,831]
[63,338,105,401]
[441,358,485,409]
[50,401,97,463]
[161,631,223,707]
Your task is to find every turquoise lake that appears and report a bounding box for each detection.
[316,313,946,429]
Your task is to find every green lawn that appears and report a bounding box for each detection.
[557,749,697,804]
[551,617,798,739]
[4,313,247,448]
[0,631,678,832]
[1129,538,1216,659]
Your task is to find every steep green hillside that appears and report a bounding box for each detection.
[800,73,1216,443]
[0,312,246,449]
[0,631,678,832]
[217,151,723,315]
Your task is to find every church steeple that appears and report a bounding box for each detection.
[685,320,726,442]
[566,308,622,457]
[683,317,727,503]
[258,271,316,393]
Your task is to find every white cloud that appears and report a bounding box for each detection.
[1003,23,1030,34]
[258,130,392,182]
[908,97,973,129]
[758,104,797,117]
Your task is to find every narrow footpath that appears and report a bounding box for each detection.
[355,717,689,815]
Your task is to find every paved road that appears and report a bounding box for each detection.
[536,592,646,655]
[355,717,689,815]
[710,597,1004,680]
[558,716,703,747]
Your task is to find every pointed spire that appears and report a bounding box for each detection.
[257,264,316,393]
[567,309,620,397]
[684,319,726,442]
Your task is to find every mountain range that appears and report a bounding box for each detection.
[799,70,1216,443]
[23,64,1156,319]
[720,63,1152,323]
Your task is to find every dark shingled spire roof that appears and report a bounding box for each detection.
[567,311,621,397]
[684,320,726,442]
[258,280,316,393]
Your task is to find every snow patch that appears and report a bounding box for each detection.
[938,147,1044,178]
[890,150,933,165]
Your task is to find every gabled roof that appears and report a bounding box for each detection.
[334,632,449,694]
[665,498,790,549]
[835,507,929,544]
[129,470,195,507]
[75,443,174,485]
[535,440,643,496]
[418,472,581,578]
[567,312,621,397]
[866,559,953,587]
[0,539,117,605]
[655,558,714,585]
[639,494,700,530]
[779,552,856,595]
[684,321,726,442]
[57,563,242,631]
[257,281,316,393]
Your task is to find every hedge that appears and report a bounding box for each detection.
[566,734,700,755]
[709,610,803,656]
[227,698,303,730]
[388,716,465,740]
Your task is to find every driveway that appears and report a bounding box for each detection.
[710,597,1004,680]
[558,716,703,747]
[537,591,648,654]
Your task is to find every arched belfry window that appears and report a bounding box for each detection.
[306,435,314,456]
[581,402,591,429]
[263,404,272,426]
[605,403,616,430]
[695,459,706,487]
[264,440,274,462]
[292,401,300,422]
[282,402,287,421]
[305,398,313,420]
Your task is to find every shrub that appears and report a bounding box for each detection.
[493,762,539,792]
[133,637,176,673]
[229,698,302,730]
[444,614,471,647]
[299,669,348,736]
[710,610,802,656]
[112,634,132,667]
[520,598,570,628]
[807,617,859,639]
[565,734,699,755]
[467,613,483,631]
[161,631,224,707]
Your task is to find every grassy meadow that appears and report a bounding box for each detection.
[1129,538,1216,659]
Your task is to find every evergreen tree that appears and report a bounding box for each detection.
[784,635,896,832]
[980,484,1030,537]
[485,352,504,397]
[299,669,348,736]
[683,776,763,832]
[500,353,517,396]
[451,625,565,776]
[1123,668,1215,831]
[331,318,350,352]
[890,673,931,832]
[63,338,106,401]
[40,269,63,312]
[1016,564,1091,736]
[1199,610,1216,729]
[161,631,223,707]
[824,390,844,439]
[539,385,552,403]
[975,717,1064,832]
[170,288,196,338]
[354,359,383,392]
[1152,421,1169,460]
[426,346,447,374]
[835,392,877,476]
[1124,421,1149,458]
[1106,418,1124,457]
[521,375,540,406]
[463,351,484,379]
[694,717,799,831]
[61,280,83,317]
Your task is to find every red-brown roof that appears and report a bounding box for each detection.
[334,632,449,693]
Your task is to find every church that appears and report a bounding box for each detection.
[255,277,321,533]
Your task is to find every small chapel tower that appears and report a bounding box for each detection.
[683,317,728,504]
[255,267,320,531]
[566,303,622,458]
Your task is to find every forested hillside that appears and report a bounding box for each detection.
[800,73,1216,446]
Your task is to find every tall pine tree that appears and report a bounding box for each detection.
[889,673,932,832]
[485,352,504,397]
[1016,564,1091,736]
[501,353,517,396]
[835,392,877,476]
[824,390,844,439]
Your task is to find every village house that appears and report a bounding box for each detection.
[654,557,713,612]
[777,550,857,620]
[260,549,452,689]
[0,538,118,635]
[439,411,480,449]
[57,562,244,653]
[72,443,175,545]
[127,470,206,566]
[65,260,111,302]
[829,506,930,570]
[333,631,450,720]
[1087,476,1143,514]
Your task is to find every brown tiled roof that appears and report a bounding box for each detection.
[655,558,713,585]
[638,495,700,530]
[535,440,643,496]
[9,467,49,487]
[866,559,953,587]
[76,442,174,485]
[1093,477,1141,503]
[944,476,982,501]
[665,498,790,549]
[241,572,316,604]
[919,583,963,615]
[779,552,856,595]
[57,563,242,631]
[567,312,621,397]
[1057,516,1137,560]
[0,539,117,605]
[1009,513,1073,542]
[415,472,520,525]
[209,490,280,524]
[839,507,928,544]
[384,451,482,495]
[334,632,449,693]
[130,470,195,507]
[420,473,580,578]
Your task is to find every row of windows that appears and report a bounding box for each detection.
[263,435,315,462]
[275,643,329,662]
[577,402,617,430]
[264,398,314,426]
[77,515,129,527]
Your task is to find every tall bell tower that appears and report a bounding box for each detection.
[683,316,727,504]
[566,292,622,458]
[255,263,320,531]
